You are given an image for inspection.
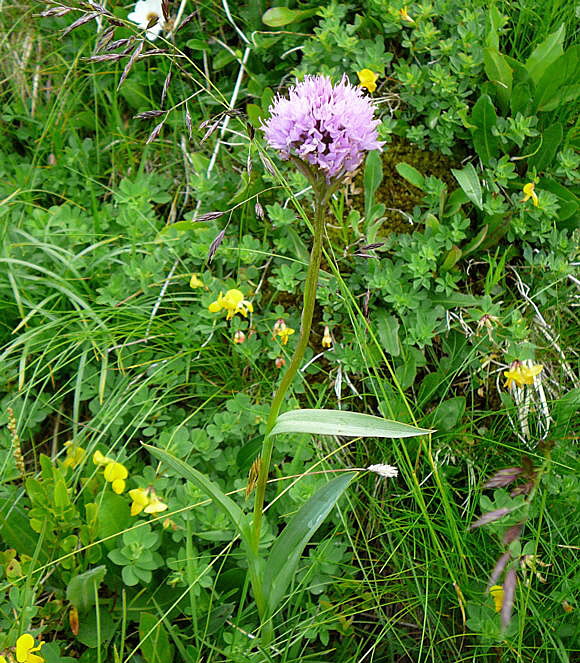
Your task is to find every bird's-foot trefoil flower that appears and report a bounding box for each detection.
[357,69,379,93]
[103,462,128,494]
[128,0,166,40]
[208,289,254,320]
[93,450,113,466]
[262,75,384,183]
[521,182,539,207]
[504,361,543,389]
[399,7,415,23]
[189,273,204,289]
[16,634,44,663]
[62,441,85,469]
[94,452,129,494]
[233,330,246,344]
[321,325,333,348]
[489,585,504,612]
[129,487,168,516]
[272,319,295,345]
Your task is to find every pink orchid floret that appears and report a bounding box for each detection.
[262,75,384,181]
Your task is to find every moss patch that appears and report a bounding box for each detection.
[349,137,459,234]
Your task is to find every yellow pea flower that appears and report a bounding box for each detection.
[189,273,204,289]
[145,492,168,514]
[129,487,168,516]
[322,326,333,349]
[399,7,415,23]
[521,182,539,207]
[504,362,543,389]
[357,69,379,93]
[16,634,44,663]
[129,487,150,516]
[489,585,504,612]
[62,441,86,469]
[103,461,128,494]
[233,330,246,344]
[272,319,295,345]
[208,289,254,320]
[93,450,113,466]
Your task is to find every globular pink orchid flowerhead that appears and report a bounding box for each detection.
[262,75,384,184]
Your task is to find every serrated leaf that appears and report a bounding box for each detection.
[270,409,432,438]
[66,566,107,612]
[525,25,565,84]
[264,473,355,615]
[451,163,483,210]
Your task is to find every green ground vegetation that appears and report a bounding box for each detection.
[0,1,578,661]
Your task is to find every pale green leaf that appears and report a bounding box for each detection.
[525,25,565,84]
[264,472,355,614]
[451,163,483,210]
[66,566,107,612]
[270,409,432,438]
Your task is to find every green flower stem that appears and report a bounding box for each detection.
[251,187,328,551]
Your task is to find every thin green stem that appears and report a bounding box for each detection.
[251,189,328,551]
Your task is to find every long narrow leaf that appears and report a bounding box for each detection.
[270,409,432,438]
[264,472,355,614]
[143,444,250,544]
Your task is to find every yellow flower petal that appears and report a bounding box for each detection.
[112,478,126,494]
[16,634,45,663]
[104,462,128,483]
[490,585,504,613]
[63,444,86,469]
[208,299,222,313]
[129,488,150,516]
[93,450,112,466]
[504,363,543,388]
[144,494,168,514]
[189,273,203,289]
[357,68,378,93]
[521,182,539,206]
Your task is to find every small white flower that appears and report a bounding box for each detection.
[128,0,166,41]
[367,464,398,479]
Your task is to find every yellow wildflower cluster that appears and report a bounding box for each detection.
[209,289,253,320]
[503,362,543,389]
[93,450,128,494]
[272,319,295,346]
[128,487,168,517]
[357,69,379,93]
[0,634,45,663]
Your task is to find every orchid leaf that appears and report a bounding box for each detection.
[270,409,432,438]
[264,472,355,615]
